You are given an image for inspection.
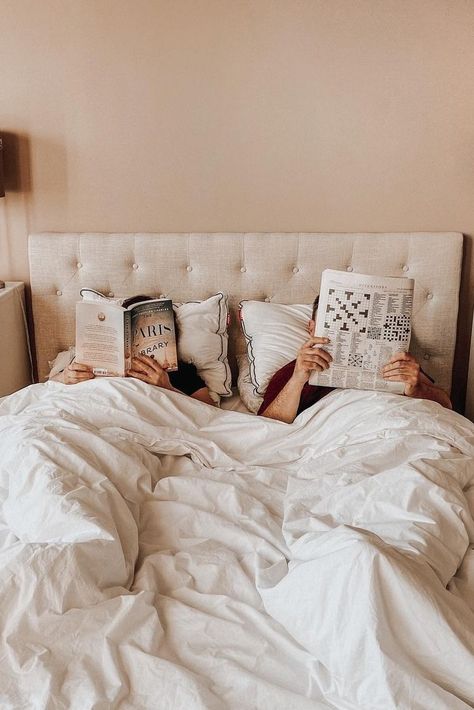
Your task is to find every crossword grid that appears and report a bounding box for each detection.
[324,288,371,333]
[382,314,410,342]
[348,353,363,367]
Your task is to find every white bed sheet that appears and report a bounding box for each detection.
[220,388,254,414]
[0,380,473,709]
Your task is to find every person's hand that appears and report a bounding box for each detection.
[381,352,422,396]
[61,361,95,384]
[128,354,172,389]
[292,336,332,385]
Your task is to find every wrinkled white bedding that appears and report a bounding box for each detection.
[0,379,473,709]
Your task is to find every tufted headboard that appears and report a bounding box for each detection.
[29,232,463,393]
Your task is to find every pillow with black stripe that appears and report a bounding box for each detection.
[239,300,313,397]
[173,292,232,398]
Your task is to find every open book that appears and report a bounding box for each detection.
[309,269,414,393]
[75,291,178,377]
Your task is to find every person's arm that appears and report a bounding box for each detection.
[260,336,332,423]
[382,352,452,409]
[190,387,217,406]
[128,355,217,406]
[259,375,307,424]
[50,361,95,384]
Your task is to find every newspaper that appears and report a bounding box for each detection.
[309,269,414,393]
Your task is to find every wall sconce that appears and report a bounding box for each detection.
[0,138,4,198]
[0,137,4,287]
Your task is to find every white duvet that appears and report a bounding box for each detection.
[0,379,473,709]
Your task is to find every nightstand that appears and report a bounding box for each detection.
[0,282,32,397]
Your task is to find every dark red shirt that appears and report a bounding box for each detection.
[257,360,334,416]
[257,360,435,416]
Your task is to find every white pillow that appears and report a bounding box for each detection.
[173,293,232,397]
[236,354,263,414]
[48,345,76,379]
[48,292,232,398]
[239,300,312,396]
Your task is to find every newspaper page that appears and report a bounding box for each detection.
[309,269,414,393]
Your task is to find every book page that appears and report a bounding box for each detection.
[130,299,178,371]
[75,302,125,376]
[309,270,414,393]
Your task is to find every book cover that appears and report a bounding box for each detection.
[75,295,178,377]
[75,301,126,376]
[129,299,178,371]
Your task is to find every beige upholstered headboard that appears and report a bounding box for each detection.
[29,232,463,393]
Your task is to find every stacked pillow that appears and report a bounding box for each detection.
[49,291,315,413]
[48,292,232,402]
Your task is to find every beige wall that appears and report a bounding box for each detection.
[1,0,473,407]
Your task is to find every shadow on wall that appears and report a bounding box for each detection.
[453,234,473,413]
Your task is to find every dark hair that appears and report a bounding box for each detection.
[311,295,319,321]
[121,294,153,309]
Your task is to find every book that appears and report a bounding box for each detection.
[75,291,178,377]
[309,269,414,393]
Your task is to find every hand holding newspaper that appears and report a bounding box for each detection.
[309,269,414,393]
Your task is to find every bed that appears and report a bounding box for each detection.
[1,231,473,709]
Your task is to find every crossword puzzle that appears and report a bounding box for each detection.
[348,353,363,367]
[324,288,371,333]
[382,314,410,342]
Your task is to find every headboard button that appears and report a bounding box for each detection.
[108,292,114,297]
[423,353,430,360]
[346,265,353,272]
[427,292,433,299]
[132,263,138,270]
[264,297,271,302]
[56,290,62,296]
[402,265,409,272]
[186,266,193,272]
[240,266,246,273]
[292,267,299,274]
[77,262,83,269]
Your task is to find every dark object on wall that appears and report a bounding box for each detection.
[0,132,32,193]
[0,137,4,197]
[0,138,5,197]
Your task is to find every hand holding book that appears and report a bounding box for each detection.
[128,354,174,389]
[58,361,95,385]
[75,291,178,378]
